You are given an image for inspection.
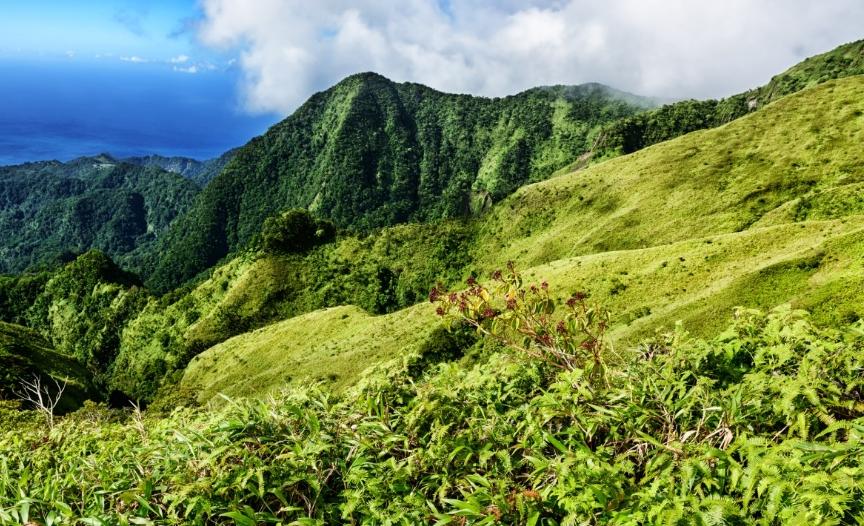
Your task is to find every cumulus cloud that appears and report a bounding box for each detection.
[197,0,864,115]
[169,54,190,64]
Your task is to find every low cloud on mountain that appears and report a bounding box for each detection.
[197,0,864,114]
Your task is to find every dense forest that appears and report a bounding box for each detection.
[0,156,200,275]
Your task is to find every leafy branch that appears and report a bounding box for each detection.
[430,263,610,384]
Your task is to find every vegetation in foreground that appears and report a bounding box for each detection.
[2,272,863,525]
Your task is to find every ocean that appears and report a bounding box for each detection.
[0,58,280,165]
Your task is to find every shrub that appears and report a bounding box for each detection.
[259,209,336,254]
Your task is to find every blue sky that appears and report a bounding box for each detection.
[0,1,196,58]
[0,0,280,165]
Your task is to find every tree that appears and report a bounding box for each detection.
[13,375,67,429]
[259,209,335,254]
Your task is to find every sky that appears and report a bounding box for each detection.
[1,0,863,165]
[0,0,278,165]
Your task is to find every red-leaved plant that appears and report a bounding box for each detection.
[430,263,610,384]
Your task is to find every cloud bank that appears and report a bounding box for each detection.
[197,0,864,115]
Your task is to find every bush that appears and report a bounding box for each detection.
[259,209,335,254]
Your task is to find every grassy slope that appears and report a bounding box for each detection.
[183,304,436,405]
[110,221,472,400]
[473,77,864,267]
[182,76,864,404]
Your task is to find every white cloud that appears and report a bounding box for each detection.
[120,55,149,63]
[169,54,190,64]
[173,65,200,74]
[197,0,864,115]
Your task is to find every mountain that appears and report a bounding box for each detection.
[182,74,864,402]
[146,41,864,294]
[123,149,238,187]
[592,38,864,159]
[0,155,200,274]
[145,75,657,292]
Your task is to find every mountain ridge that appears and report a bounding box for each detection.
[144,72,659,292]
[122,149,238,187]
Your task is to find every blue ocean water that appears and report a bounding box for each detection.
[0,59,281,165]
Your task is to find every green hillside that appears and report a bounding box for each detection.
[182,75,864,404]
[0,155,200,274]
[146,76,656,292]
[182,304,438,405]
[592,38,864,159]
[473,76,864,265]
[109,219,472,401]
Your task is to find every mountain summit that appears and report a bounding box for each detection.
[146,73,656,291]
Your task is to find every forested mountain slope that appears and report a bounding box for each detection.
[0,156,199,274]
[146,76,656,292]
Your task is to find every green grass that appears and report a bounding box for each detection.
[181,303,437,405]
[525,219,864,343]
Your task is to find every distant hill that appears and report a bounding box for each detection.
[146,75,657,292]
[123,149,238,187]
[0,156,200,274]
